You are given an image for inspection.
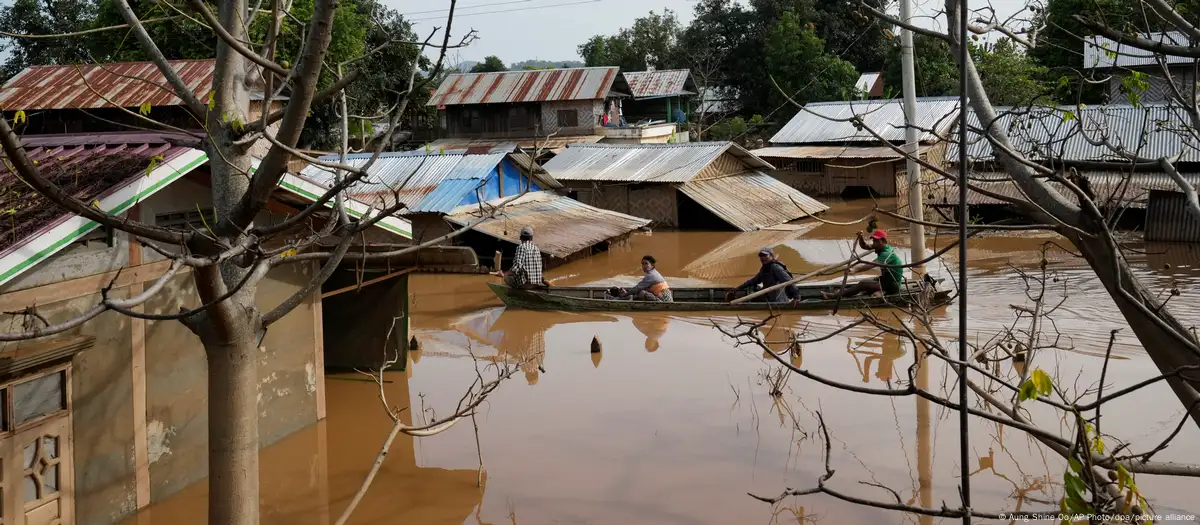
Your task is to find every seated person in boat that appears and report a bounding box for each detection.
[822,229,903,299]
[731,247,800,303]
[604,255,672,302]
[499,225,548,289]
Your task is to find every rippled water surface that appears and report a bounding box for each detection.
[129,199,1200,524]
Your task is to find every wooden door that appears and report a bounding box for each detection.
[0,366,74,525]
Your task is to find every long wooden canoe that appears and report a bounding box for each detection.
[487,281,952,312]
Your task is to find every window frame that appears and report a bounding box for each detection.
[0,365,71,436]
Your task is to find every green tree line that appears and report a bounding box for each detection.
[578,0,1174,138]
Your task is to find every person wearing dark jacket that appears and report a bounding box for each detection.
[731,247,800,303]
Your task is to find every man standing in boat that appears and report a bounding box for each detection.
[499,225,547,289]
[822,229,904,299]
[731,247,801,303]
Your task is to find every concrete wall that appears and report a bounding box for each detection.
[0,179,324,525]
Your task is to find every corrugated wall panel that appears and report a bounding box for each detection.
[1146,190,1200,243]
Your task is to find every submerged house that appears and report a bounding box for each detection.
[753,97,958,198]
[425,67,683,155]
[0,131,417,525]
[544,142,829,231]
[619,69,696,140]
[298,150,650,269]
[935,103,1200,229]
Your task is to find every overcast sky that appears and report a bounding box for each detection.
[387,0,1029,65]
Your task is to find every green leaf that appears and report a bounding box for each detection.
[1068,457,1083,473]
[139,101,152,116]
[207,90,216,110]
[145,154,163,177]
[1062,110,1076,122]
[1019,380,1039,401]
[13,110,25,125]
[1031,368,1053,396]
[1092,435,1105,454]
[1065,493,1091,515]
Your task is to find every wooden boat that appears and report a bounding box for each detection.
[487,280,952,312]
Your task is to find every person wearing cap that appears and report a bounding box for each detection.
[730,247,801,303]
[499,225,546,289]
[822,229,904,299]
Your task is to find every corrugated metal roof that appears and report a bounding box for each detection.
[770,97,960,145]
[445,191,651,258]
[1146,190,1200,243]
[925,171,1200,208]
[677,172,829,231]
[0,60,215,110]
[543,142,774,183]
[948,103,1200,163]
[299,150,561,214]
[1083,31,1192,69]
[300,152,505,213]
[427,135,603,154]
[623,69,695,99]
[427,67,620,106]
[752,144,928,159]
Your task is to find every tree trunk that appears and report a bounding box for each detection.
[205,327,260,525]
[1069,229,1200,429]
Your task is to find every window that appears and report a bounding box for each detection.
[12,372,65,427]
[156,208,216,231]
[556,109,578,128]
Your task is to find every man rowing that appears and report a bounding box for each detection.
[730,247,801,303]
[821,229,904,299]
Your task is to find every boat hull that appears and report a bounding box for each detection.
[486,282,952,312]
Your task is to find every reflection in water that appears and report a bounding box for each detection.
[128,198,1200,524]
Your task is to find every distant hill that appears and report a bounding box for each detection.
[509,59,585,70]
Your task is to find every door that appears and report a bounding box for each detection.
[0,366,74,525]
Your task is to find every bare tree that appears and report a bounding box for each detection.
[0,1,538,523]
[723,246,1199,521]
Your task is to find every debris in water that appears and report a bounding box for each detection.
[408,336,420,350]
[591,335,602,353]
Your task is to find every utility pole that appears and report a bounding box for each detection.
[900,0,927,273]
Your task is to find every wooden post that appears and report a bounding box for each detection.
[128,204,151,510]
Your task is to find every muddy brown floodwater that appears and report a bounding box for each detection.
[128,198,1200,524]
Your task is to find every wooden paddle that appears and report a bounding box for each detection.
[729,252,869,304]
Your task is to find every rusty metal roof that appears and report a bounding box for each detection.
[924,171,1200,208]
[770,97,960,145]
[0,60,216,110]
[949,103,1200,163]
[751,145,929,159]
[445,191,650,258]
[678,172,829,231]
[623,69,696,100]
[543,142,774,183]
[427,67,622,106]
[0,132,204,286]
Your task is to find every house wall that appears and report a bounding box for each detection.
[441,103,541,139]
[1146,190,1200,243]
[540,100,602,137]
[1108,66,1194,104]
[894,143,948,219]
[567,183,678,228]
[0,184,324,525]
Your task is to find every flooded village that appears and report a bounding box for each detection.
[0,1,1199,524]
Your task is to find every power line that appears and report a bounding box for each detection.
[409,0,603,21]
[401,0,533,17]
